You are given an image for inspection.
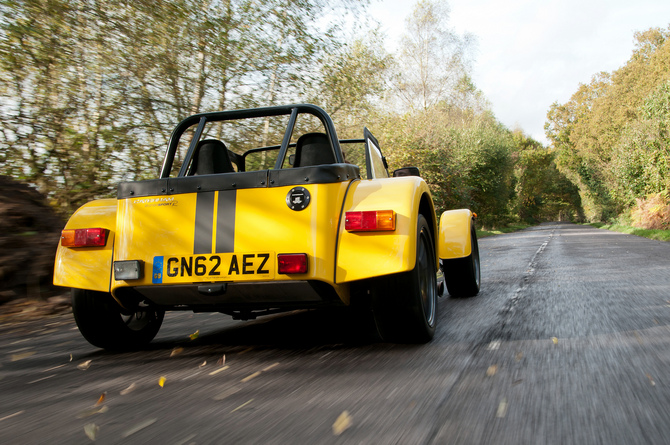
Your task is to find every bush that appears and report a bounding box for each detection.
[631,191,670,229]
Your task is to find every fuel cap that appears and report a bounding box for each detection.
[286,187,310,211]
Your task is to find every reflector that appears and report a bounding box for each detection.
[277,254,308,274]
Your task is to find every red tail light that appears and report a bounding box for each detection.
[345,210,396,232]
[277,254,308,274]
[61,228,108,247]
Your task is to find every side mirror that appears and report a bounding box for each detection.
[392,166,421,177]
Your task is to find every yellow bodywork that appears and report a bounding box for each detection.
[53,199,117,292]
[54,176,471,306]
[110,183,351,301]
[438,209,475,259]
[335,176,436,283]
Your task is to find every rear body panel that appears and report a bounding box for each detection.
[335,177,434,283]
[112,170,355,306]
[53,199,116,293]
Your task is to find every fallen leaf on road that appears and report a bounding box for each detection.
[96,392,106,405]
[43,364,66,373]
[0,411,24,422]
[10,351,36,361]
[159,376,166,388]
[646,373,656,386]
[28,374,55,384]
[77,360,92,370]
[230,399,254,413]
[84,423,99,441]
[209,365,230,376]
[241,371,261,383]
[496,398,508,418]
[70,354,73,362]
[263,362,280,372]
[217,355,226,366]
[213,386,240,401]
[515,352,523,361]
[551,337,558,345]
[189,330,199,340]
[76,406,108,419]
[120,383,137,395]
[332,411,352,436]
[199,361,207,368]
[486,365,498,377]
[170,347,184,357]
[121,418,157,438]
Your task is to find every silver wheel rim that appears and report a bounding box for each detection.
[122,311,154,332]
[472,232,481,288]
[418,228,436,327]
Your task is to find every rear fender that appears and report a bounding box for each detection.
[438,209,474,260]
[53,199,117,292]
[335,177,436,283]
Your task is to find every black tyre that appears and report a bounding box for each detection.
[443,221,480,297]
[372,214,438,343]
[71,289,164,351]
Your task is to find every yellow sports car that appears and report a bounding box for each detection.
[54,104,480,350]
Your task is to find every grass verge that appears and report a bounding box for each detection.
[477,223,532,238]
[587,222,670,242]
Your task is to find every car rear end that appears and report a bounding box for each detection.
[111,165,359,315]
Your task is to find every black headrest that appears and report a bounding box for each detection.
[293,133,335,167]
[191,139,234,175]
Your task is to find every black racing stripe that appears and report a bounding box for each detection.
[215,190,236,253]
[194,191,215,254]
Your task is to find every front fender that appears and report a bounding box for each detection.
[438,209,474,260]
[335,177,435,283]
[53,199,117,292]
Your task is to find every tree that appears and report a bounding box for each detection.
[513,131,583,223]
[379,105,516,227]
[392,0,474,110]
[545,25,670,221]
[310,31,392,138]
[0,0,369,214]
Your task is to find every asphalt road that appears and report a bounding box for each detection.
[2,223,670,444]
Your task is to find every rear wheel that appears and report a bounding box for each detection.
[443,221,480,297]
[372,214,437,343]
[71,289,164,351]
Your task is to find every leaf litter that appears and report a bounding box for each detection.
[332,411,353,435]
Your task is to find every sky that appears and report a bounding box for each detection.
[368,0,670,145]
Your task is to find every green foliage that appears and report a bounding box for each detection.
[477,223,532,238]
[513,132,583,223]
[630,191,670,230]
[379,106,516,227]
[0,0,587,228]
[0,0,369,214]
[393,0,474,110]
[546,25,670,221]
[587,222,670,242]
[609,81,670,205]
[310,32,392,139]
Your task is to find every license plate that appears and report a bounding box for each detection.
[152,253,274,284]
